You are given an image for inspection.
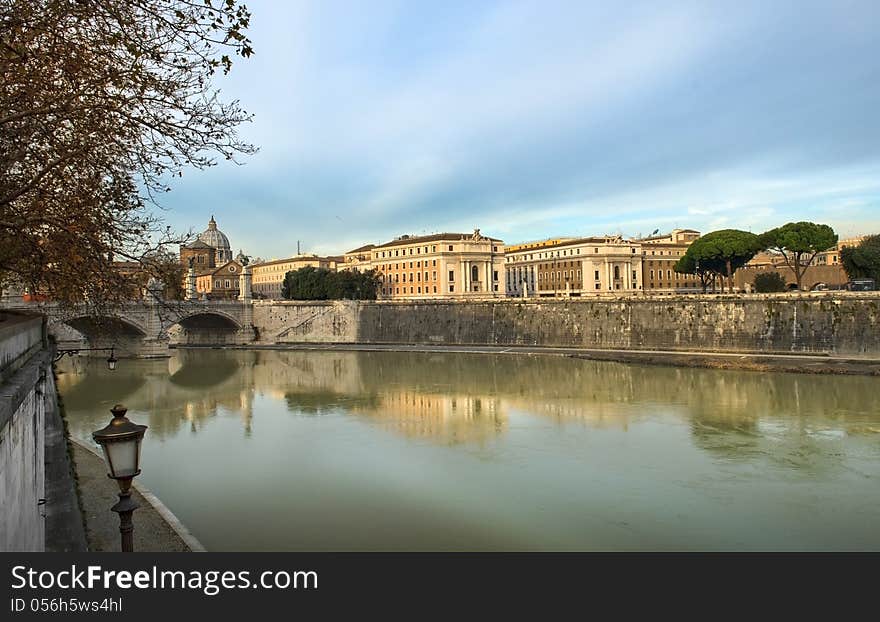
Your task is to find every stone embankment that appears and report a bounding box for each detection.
[250,293,880,357]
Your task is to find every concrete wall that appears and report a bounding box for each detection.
[252,294,880,356]
[0,313,48,551]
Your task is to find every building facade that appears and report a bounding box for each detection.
[637,229,701,294]
[194,260,243,300]
[505,236,644,297]
[250,254,339,299]
[354,230,505,299]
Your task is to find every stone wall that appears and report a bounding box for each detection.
[252,294,880,356]
[0,313,49,551]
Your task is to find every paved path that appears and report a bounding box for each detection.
[70,439,203,552]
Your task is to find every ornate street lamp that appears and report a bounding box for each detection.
[92,404,147,552]
[55,347,119,371]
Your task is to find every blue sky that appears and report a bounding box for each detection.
[161,0,880,259]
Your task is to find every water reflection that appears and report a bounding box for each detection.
[56,348,880,551]
[57,349,880,449]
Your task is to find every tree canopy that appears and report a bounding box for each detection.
[1,0,255,308]
[675,229,761,292]
[840,235,880,283]
[282,267,382,301]
[758,222,837,290]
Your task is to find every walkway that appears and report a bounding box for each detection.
[69,439,204,552]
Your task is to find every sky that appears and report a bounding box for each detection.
[160,0,880,259]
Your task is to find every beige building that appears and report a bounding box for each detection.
[250,254,339,299]
[194,260,243,300]
[504,235,644,297]
[637,229,702,294]
[347,229,505,299]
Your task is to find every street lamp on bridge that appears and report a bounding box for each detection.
[92,404,147,552]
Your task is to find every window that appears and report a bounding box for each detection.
[417,272,421,282]
[402,273,407,282]
[493,270,498,281]
[449,285,454,292]
[594,270,600,280]
[614,266,620,280]
[594,248,599,253]
[433,286,437,293]
[448,245,453,251]
[418,287,421,293]
[595,283,600,290]
[650,270,655,279]
[471,265,479,282]
[410,287,414,293]
[215,279,221,288]
[433,271,437,280]
[432,246,436,252]
[449,270,454,281]
[425,271,429,281]
[432,259,436,266]
[633,270,637,281]
[229,265,236,272]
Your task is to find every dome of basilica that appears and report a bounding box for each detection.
[194,215,233,265]
[198,215,231,251]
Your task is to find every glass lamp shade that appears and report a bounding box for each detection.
[92,404,147,479]
[107,351,118,371]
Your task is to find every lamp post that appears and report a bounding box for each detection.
[55,347,118,371]
[92,404,147,552]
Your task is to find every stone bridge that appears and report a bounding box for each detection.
[1,299,255,358]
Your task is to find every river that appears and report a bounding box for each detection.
[56,348,880,551]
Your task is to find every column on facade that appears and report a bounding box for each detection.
[624,261,631,290]
[606,262,612,291]
[485,260,491,294]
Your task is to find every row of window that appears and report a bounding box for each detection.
[376,245,501,259]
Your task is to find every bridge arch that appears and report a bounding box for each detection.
[165,310,244,347]
[55,315,149,357]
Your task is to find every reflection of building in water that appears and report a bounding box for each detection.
[351,389,506,445]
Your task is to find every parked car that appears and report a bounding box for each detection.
[846,278,876,291]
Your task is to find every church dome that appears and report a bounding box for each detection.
[197,215,231,251]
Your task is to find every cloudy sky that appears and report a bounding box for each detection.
[161,0,880,259]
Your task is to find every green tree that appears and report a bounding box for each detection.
[282,268,381,300]
[840,235,880,282]
[682,230,762,293]
[674,251,716,293]
[758,222,837,291]
[753,272,786,293]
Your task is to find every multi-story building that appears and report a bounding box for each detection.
[504,235,643,297]
[637,229,701,294]
[351,229,505,299]
[250,254,339,299]
[194,260,243,300]
[338,244,375,273]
